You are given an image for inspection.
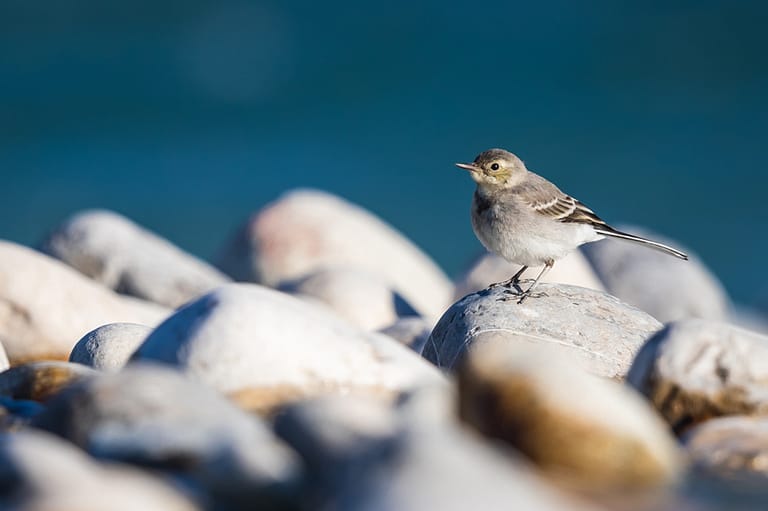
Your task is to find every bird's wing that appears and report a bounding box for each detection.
[521,174,610,229]
[520,172,688,260]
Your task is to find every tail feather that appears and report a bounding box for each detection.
[594,227,688,260]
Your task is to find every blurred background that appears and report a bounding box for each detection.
[1,0,766,308]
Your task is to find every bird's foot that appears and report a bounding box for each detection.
[490,278,533,290]
[516,290,548,304]
[495,288,547,304]
[503,282,525,295]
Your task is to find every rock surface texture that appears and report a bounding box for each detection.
[0,241,169,364]
[274,394,600,511]
[683,416,768,478]
[581,226,729,323]
[458,341,683,488]
[628,319,768,432]
[131,284,445,411]
[214,189,453,319]
[32,363,300,504]
[0,430,200,510]
[425,283,662,379]
[69,322,153,371]
[0,361,97,402]
[41,209,230,308]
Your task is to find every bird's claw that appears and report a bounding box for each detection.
[517,290,547,303]
[495,289,547,304]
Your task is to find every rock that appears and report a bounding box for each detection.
[0,344,9,374]
[424,283,662,379]
[132,284,445,412]
[275,394,600,511]
[581,225,729,323]
[32,363,300,504]
[627,319,768,432]
[454,250,604,300]
[0,396,46,429]
[378,317,432,354]
[280,267,420,330]
[729,306,768,336]
[273,395,400,505]
[40,209,230,308]
[0,430,200,510]
[0,361,97,402]
[683,416,768,479]
[215,189,453,319]
[342,413,600,511]
[0,241,169,364]
[69,323,153,371]
[458,341,683,489]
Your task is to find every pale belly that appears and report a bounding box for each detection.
[471,199,602,267]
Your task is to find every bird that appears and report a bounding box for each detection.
[456,148,688,303]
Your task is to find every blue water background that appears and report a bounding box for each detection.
[1,1,766,307]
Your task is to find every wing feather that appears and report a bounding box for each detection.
[521,173,610,228]
[517,172,688,260]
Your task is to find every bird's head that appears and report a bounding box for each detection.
[456,148,527,189]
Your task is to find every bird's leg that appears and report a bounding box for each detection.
[490,265,528,292]
[517,259,554,304]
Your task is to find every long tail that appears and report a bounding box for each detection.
[594,226,688,260]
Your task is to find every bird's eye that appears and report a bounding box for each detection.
[490,163,500,171]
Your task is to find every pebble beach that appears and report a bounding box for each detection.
[0,187,766,510]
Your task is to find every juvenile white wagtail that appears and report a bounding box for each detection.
[456,148,688,303]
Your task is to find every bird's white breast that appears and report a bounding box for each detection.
[471,190,602,267]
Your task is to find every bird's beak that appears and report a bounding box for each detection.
[455,162,480,172]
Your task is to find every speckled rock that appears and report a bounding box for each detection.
[379,317,432,354]
[275,394,599,511]
[32,363,300,504]
[0,361,97,402]
[0,430,200,510]
[69,323,152,371]
[280,267,420,330]
[40,209,231,308]
[0,241,169,364]
[581,226,729,323]
[131,284,445,412]
[683,416,768,479]
[424,284,662,379]
[628,319,768,432]
[454,250,604,300]
[214,189,453,319]
[458,341,683,488]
